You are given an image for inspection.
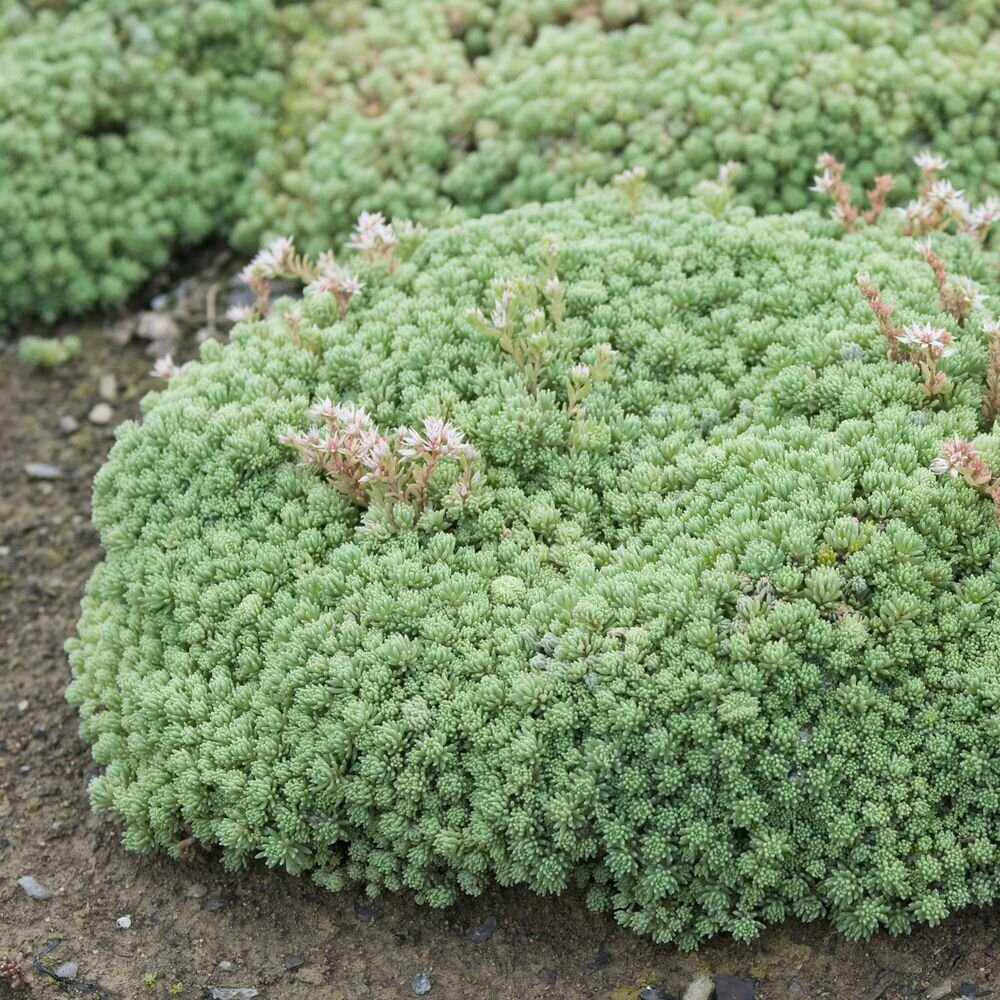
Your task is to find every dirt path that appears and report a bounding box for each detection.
[2,317,1000,999]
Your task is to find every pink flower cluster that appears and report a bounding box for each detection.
[312,266,365,318]
[895,322,954,358]
[280,403,480,523]
[348,211,399,268]
[899,152,1000,241]
[811,150,999,242]
[149,355,183,381]
[228,236,364,324]
[931,438,1000,523]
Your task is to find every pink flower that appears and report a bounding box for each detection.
[897,323,954,358]
[242,236,295,282]
[348,211,398,254]
[809,170,835,193]
[398,418,476,462]
[930,438,976,477]
[491,287,513,329]
[149,355,181,380]
[614,165,646,184]
[930,438,993,487]
[962,198,1000,240]
[310,398,339,424]
[896,200,934,225]
[913,151,948,173]
[226,303,256,322]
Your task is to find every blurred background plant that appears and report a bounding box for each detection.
[3,0,1000,328]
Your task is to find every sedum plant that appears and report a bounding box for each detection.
[0,0,282,326]
[236,0,1000,255]
[18,333,80,368]
[7,0,1000,327]
[69,189,1000,948]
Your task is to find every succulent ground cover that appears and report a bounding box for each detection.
[4,0,1000,326]
[68,187,1000,947]
[235,0,1000,253]
[0,0,282,326]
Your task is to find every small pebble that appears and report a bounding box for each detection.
[137,312,180,344]
[715,973,755,1000]
[98,373,118,401]
[106,320,135,345]
[207,990,258,1000]
[588,950,611,972]
[25,462,61,480]
[926,983,953,1000]
[58,415,79,435]
[186,883,207,898]
[215,961,237,973]
[466,915,497,943]
[411,973,432,996]
[204,897,226,911]
[284,956,304,971]
[640,989,676,1000]
[116,914,132,929]
[862,972,897,1000]
[88,402,113,425]
[17,700,28,712]
[54,962,79,979]
[0,546,9,558]
[537,967,557,986]
[683,975,715,1000]
[17,875,52,900]
[958,987,976,998]
[353,899,374,923]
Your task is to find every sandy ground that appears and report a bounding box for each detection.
[3,289,1000,999]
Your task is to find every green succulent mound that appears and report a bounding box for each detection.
[69,192,1000,947]
[0,0,281,326]
[238,0,1000,254]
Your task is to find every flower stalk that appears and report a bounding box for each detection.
[915,241,986,325]
[983,320,1000,428]
[613,165,647,215]
[857,274,954,398]
[811,153,894,230]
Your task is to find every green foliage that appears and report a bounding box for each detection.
[236,0,1000,254]
[68,190,1000,946]
[6,0,1000,326]
[17,333,80,367]
[0,0,282,326]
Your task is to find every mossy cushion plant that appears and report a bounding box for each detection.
[237,0,1000,254]
[6,0,1000,327]
[68,188,1000,947]
[0,0,282,327]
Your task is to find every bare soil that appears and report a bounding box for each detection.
[3,302,1000,999]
